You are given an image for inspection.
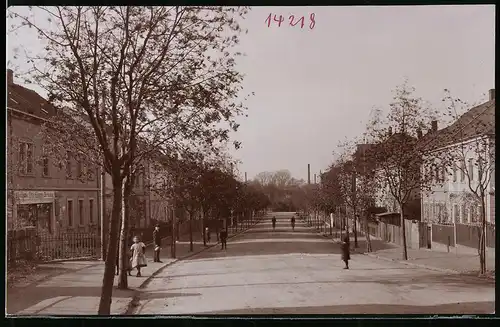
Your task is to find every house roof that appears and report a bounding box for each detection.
[7,82,57,120]
[421,99,495,152]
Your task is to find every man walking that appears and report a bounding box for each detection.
[219,228,228,250]
[272,216,276,231]
[291,216,296,231]
[153,224,162,263]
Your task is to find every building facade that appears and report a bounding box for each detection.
[7,70,100,234]
[421,90,495,225]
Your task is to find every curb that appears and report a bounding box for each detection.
[122,221,261,315]
[363,252,460,275]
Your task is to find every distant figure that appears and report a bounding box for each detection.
[219,228,228,250]
[272,216,276,231]
[291,216,296,231]
[130,236,147,277]
[341,235,351,270]
[205,227,211,243]
[153,224,162,263]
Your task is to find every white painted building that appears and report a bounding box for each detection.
[421,90,495,225]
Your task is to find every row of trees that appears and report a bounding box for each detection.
[308,81,494,275]
[8,6,260,314]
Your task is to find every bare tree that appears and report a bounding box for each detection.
[8,6,250,314]
[427,90,495,274]
[364,80,441,260]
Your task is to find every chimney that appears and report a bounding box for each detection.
[7,69,13,85]
[417,129,423,139]
[307,164,311,184]
[431,120,438,132]
[489,89,495,101]
[388,127,393,137]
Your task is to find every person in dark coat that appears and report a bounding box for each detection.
[272,216,276,231]
[153,224,162,263]
[219,228,228,250]
[341,235,351,269]
[116,240,132,276]
[291,216,296,231]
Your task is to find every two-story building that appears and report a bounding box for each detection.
[7,69,100,234]
[421,89,495,225]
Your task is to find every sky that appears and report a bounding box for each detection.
[7,6,495,182]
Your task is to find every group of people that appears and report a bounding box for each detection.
[115,224,231,277]
[271,215,296,231]
[204,227,228,250]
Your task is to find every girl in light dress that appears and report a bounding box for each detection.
[130,236,147,277]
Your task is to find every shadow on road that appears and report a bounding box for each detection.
[198,301,495,315]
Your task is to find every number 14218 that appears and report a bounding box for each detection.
[265,13,316,29]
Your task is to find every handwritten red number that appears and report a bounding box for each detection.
[309,13,316,29]
[265,13,272,27]
[273,14,284,27]
[289,15,305,28]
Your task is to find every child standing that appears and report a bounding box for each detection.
[130,236,147,277]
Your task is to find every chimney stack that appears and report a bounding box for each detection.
[417,129,423,139]
[244,172,247,182]
[314,174,317,184]
[431,120,438,132]
[7,69,14,85]
[489,89,495,101]
[307,164,311,184]
[388,127,393,137]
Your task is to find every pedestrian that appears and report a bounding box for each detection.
[219,228,228,250]
[206,227,211,243]
[272,216,276,231]
[341,235,351,269]
[130,235,147,277]
[291,216,296,231]
[153,224,162,263]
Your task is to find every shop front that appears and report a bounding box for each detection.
[14,191,55,234]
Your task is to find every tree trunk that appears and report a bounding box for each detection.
[353,206,358,248]
[364,212,372,253]
[400,203,408,260]
[202,206,206,247]
[479,196,487,275]
[171,209,176,259]
[189,210,193,252]
[97,175,123,315]
[118,177,132,289]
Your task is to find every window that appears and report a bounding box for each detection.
[461,204,468,223]
[18,142,34,175]
[453,204,460,223]
[452,163,457,182]
[89,199,94,224]
[468,159,474,181]
[66,151,73,179]
[442,166,447,182]
[67,200,74,226]
[470,204,477,223]
[79,199,84,225]
[77,161,84,179]
[88,166,95,181]
[42,146,49,177]
[460,161,466,182]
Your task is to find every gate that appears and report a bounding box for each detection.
[419,222,431,249]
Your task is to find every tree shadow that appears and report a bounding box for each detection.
[199,301,495,315]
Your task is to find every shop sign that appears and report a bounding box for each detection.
[15,191,55,204]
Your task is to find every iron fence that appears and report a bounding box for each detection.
[36,231,100,261]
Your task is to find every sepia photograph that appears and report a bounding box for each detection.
[6,5,495,316]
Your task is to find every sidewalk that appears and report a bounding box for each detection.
[7,223,256,315]
[324,228,495,278]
